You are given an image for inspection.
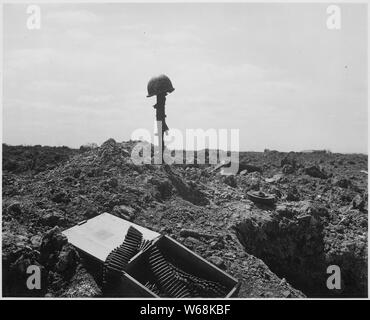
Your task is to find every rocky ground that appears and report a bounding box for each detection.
[2,140,368,297]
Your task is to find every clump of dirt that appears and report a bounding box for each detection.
[2,141,367,297]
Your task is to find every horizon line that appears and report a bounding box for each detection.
[2,142,368,156]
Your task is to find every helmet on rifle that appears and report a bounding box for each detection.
[147,74,175,97]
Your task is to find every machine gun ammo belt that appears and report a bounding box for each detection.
[103,226,144,289]
[146,246,228,298]
[103,226,228,297]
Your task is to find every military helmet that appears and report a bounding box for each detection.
[147,74,175,97]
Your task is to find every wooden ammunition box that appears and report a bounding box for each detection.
[63,213,239,298]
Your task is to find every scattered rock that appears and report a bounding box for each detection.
[281,155,297,168]
[238,163,262,174]
[275,204,295,219]
[98,138,129,161]
[40,211,67,227]
[80,143,98,152]
[55,244,80,276]
[63,176,75,183]
[333,177,352,189]
[208,256,226,270]
[212,161,261,174]
[101,138,117,149]
[50,190,70,204]
[282,290,291,298]
[112,205,135,221]
[223,175,237,188]
[265,174,283,183]
[351,194,365,211]
[7,202,22,215]
[72,168,82,178]
[239,172,262,191]
[282,164,294,174]
[40,227,68,265]
[149,177,173,199]
[209,239,224,250]
[84,207,99,218]
[286,186,300,201]
[299,201,329,219]
[30,235,42,249]
[108,177,118,188]
[304,165,327,179]
[184,237,202,248]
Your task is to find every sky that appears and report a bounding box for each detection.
[2,3,368,153]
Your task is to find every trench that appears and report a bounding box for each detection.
[233,215,367,298]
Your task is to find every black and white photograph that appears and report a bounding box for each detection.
[1,0,368,303]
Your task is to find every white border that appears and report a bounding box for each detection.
[0,0,368,301]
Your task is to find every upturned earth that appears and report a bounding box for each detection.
[2,140,368,297]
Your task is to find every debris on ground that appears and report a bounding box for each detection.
[2,140,367,297]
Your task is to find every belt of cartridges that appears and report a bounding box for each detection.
[144,281,161,296]
[147,246,228,298]
[139,239,153,252]
[103,226,143,288]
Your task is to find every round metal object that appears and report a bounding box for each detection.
[246,191,276,205]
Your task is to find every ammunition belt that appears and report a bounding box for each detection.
[103,228,228,297]
[147,246,228,298]
[103,226,144,288]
